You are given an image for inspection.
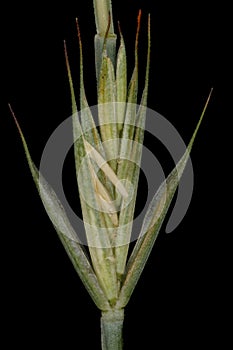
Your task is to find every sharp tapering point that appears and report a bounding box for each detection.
[63,40,68,59]
[202,87,214,116]
[118,20,122,36]
[76,17,82,43]
[137,9,142,32]
[63,40,71,74]
[135,9,142,54]
[8,103,22,136]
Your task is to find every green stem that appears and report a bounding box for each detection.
[101,309,124,350]
[95,34,117,83]
[93,0,117,83]
[93,0,114,36]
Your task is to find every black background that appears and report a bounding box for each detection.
[3,0,228,349]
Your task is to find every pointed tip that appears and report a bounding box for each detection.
[117,21,125,46]
[135,9,142,55]
[63,40,68,61]
[202,87,214,116]
[138,9,142,23]
[208,87,214,100]
[188,87,214,151]
[136,9,142,39]
[118,20,122,36]
[8,103,23,137]
[63,40,72,78]
[8,102,12,113]
[8,102,15,122]
[148,13,151,28]
[63,39,77,114]
[76,17,82,44]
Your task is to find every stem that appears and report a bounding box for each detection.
[93,0,117,83]
[93,0,114,36]
[94,34,117,83]
[101,309,124,350]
